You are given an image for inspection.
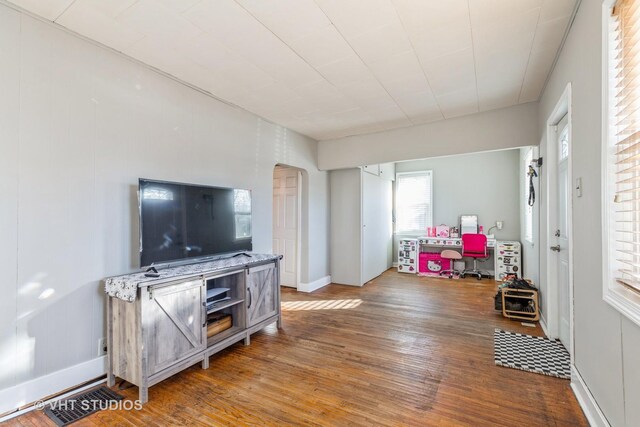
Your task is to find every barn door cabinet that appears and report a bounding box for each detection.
[245,262,279,342]
[144,279,206,376]
[107,256,281,403]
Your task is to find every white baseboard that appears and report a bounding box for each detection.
[298,275,331,293]
[539,316,549,337]
[571,366,610,427]
[0,377,106,422]
[0,356,106,416]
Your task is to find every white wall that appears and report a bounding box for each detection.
[538,1,639,425]
[317,102,538,170]
[0,5,329,413]
[393,150,521,273]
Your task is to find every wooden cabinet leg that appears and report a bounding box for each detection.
[107,372,116,387]
[202,355,209,369]
[276,315,282,329]
[139,386,148,404]
[244,334,250,346]
[106,297,115,387]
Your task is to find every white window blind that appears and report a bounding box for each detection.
[609,0,640,293]
[395,171,433,234]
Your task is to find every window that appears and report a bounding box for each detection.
[395,171,433,234]
[604,0,640,326]
[233,189,251,239]
[559,127,569,161]
[142,187,174,200]
[524,148,534,243]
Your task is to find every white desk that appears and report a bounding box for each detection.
[417,237,497,248]
[417,237,496,277]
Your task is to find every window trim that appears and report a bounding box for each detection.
[394,170,433,235]
[602,0,640,327]
[233,189,252,241]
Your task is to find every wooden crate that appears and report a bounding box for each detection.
[501,288,539,321]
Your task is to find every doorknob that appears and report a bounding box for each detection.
[550,245,561,252]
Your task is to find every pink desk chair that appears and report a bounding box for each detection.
[460,234,488,281]
[439,249,462,279]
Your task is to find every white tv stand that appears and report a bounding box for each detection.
[105,254,282,403]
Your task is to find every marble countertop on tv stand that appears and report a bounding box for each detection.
[104,253,280,302]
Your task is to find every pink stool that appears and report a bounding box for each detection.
[439,249,462,279]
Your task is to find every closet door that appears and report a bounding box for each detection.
[329,169,362,286]
[362,172,393,284]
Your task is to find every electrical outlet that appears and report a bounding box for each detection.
[496,221,504,230]
[98,338,107,356]
[576,177,582,197]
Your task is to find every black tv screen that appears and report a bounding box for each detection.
[139,179,252,267]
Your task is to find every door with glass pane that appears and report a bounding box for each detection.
[554,114,571,349]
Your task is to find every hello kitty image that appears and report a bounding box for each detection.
[436,224,450,238]
[427,260,442,272]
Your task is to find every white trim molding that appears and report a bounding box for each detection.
[600,0,640,329]
[0,378,105,422]
[603,289,640,327]
[543,82,574,362]
[571,366,611,427]
[539,316,549,338]
[0,356,106,416]
[298,275,331,293]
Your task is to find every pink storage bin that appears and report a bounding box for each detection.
[435,224,450,237]
[419,252,451,274]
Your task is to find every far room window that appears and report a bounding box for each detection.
[524,148,534,243]
[234,189,251,239]
[395,171,433,234]
[604,0,640,325]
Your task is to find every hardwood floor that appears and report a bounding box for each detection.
[8,270,587,426]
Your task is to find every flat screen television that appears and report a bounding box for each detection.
[138,179,252,267]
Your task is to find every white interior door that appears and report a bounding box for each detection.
[273,167,299,288]
[553,115,571,348]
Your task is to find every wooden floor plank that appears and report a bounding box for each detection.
[6,270,587,426]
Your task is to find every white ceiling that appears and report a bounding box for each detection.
[9,0,577,140]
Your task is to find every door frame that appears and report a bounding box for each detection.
[544,83,574,361]
[273,164,302,290]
